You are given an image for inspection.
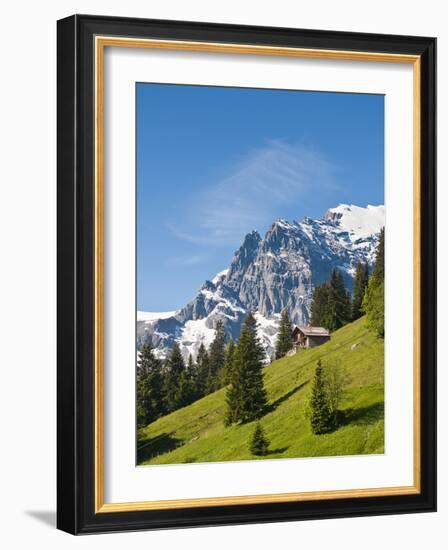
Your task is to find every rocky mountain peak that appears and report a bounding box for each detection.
[226,229,261,286]
[137,204,384,360]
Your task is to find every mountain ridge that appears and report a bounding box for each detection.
[137,203,384,359]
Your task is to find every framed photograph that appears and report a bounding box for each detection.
[57,15,436,534]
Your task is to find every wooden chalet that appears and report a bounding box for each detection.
[292,325,331,350]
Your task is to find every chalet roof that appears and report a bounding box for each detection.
[293,325,330,337]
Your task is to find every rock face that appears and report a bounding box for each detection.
[137,204,384,360]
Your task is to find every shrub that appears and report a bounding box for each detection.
[250,423,270,456]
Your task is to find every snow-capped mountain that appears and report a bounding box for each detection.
[137,204,384,360]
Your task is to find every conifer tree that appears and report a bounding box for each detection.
[222,340,236,385]
[275,309,294,359]
[351,262,369,320]
[249,423,270,456]
[362,277,384,337]
[309,360,333,434]
[323,269,351,331]
[176,370,195,408]
[186,354,200,402]
[311,282,330,326]
[136,342,164,428]
[225,313,267,425]
[196,342,209,397]
[206,319,226,393]
[372,227,385,281]
[362,228,385,337]
[163,342,186,412]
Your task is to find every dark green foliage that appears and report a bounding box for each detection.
[322,269,351,331]
[362,276,384,338]
[311,270,350,331]
[163,342,188,412]
[225,313,267,425]
[309,360,333,434]
[206,320,226,394]
[222,340,236,385]
[351,262,369,321]
[186,354,201,401]
[137,343,165,428]
[275,309,294,359]
[372,228,384,281]
[311,283,330,326]
[362,228,385,338]
[249,423,270,456]
[322,361,351,425]
[196,343,209,396]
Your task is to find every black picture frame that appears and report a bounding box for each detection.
[57,14,436,535]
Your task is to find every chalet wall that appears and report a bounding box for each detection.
[307,335,331,348]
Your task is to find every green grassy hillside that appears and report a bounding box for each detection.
[137,316,384,465]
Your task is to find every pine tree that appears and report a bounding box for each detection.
[206,319,226,393]
[196,342,209,397]
[222,340,236,385]
[163,342,186,412]
[372,227,385,281]
[311,283,330,326]
[362,276,384,337]
[176,370,195,408]
[309,360,333,434]
[225,313,267,425]
[362,229,385,338]
[351,262,369,321]
[249,423,270,456]
[275,309,294,359]
[323,269,351,331]
[136,342,164,428]
[186,354,199,401]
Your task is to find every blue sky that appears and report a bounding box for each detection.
[137,84,384,311]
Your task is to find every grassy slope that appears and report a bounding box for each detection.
[138,316,384,465]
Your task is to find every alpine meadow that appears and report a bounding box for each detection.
[136,83,385,466]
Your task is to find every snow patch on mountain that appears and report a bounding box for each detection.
[180,318,217,358]
[212,268,229,284]
[137,310,177,322]
[137,203,384,361]
[325,204,384,241]
[254,312,281,358]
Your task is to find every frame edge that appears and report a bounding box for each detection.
[57,14,79,535]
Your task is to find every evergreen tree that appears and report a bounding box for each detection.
[222,340,236,385]
[311,282,330,326]
[206,319,226,393]
[176,370,195,408]
[322,361,351,427]
[196,342,209,397]
[362,229,385,338]
[351,262,369,320]
[225,313,267,425]
[372,227,385,281]
[309,360,333,434]
[163,342,186,412]
[275,309,294,359]
[249,423,270,456]
[136,342,164,428]
[185,354,200,403]
[362,276,384,337]
[323,269,351,331]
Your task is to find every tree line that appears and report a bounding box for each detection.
[138,228,385,435]
[137,310,270,435]
[310,227,384,337]
[137,319,234,429]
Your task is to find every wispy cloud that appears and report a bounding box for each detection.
[167,140,337,246]
[166,254,208,267]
